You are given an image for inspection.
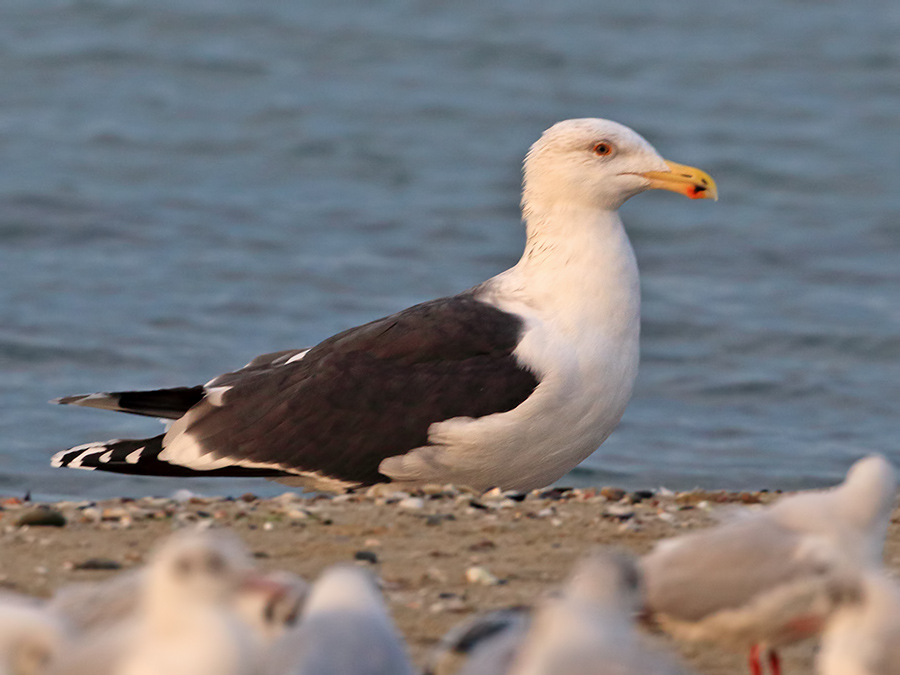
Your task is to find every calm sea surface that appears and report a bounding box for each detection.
[2,0,899,500]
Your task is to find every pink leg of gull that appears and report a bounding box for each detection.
[768,649,781,675]
[748,644,763,675]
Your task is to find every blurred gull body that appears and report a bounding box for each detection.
[641,454,897,675]
[114,530,261,675]
[0,601,67,675]
[445,551,689,675]
[508,551,691,675]
[265,565,414,675]
[816,569,900,675]
[426,607,531,675]
[48,558,304,647]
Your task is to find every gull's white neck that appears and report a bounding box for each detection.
[497,201,641,341]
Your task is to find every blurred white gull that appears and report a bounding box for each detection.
[425,607,531,675]
[816,569,900,675]
[510,551,692,675]
[447,551,690,675]
[113,529,263,675]
[641,454,897,675]
[264,565,414,675]
[48,560,304,648]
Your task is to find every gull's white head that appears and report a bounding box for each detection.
[564,549,643,615]
[302,565,388,620]
[145,529,254,607]
[838,454,897,532]
[522,118,717,214]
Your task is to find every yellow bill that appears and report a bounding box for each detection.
[640,160,718,200]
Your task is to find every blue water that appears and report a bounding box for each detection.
[2,0,899,500]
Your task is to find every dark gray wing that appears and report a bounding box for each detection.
[207,348,311,387]
[167,294,539,485]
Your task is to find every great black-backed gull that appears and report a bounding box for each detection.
[51,118,716,493]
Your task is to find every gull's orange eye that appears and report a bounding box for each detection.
[593,142,614,157]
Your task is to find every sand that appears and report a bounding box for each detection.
[1,484,898,674]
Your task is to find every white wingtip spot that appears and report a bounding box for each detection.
[125,447,145,464]
[51,440,122,470]
[204,386,232,407]
[285,349,310,364]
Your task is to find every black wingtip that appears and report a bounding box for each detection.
[51,394,82,405]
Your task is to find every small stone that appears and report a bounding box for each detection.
[465,565,500,586]
[398,497,425,511]
[16,508,66,528]
[429,594,469,613]
[262,522,274,531]
[425,567,448,583]
[101,507,130,521]
[354,550,379,564]
[482,487,503,500]
[600,487,626,501]
[284,508,309,521]
[604,504,635,520]
[73,558,122,571]
[657,511,676,523]
[627,490,655,503]
[273,492,303,505]
[536,507,556,518]
[468,539,496,552]
[240,493,257,503]
[419,484,446,497]
[365,485,409,501]
[618,519,642,533]
[537,487,572,501]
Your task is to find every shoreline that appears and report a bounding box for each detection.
[2,485,895,674]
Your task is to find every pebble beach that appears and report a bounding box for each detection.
[4,484,898,674]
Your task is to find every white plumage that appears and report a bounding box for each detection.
[817,569,900,675]
[0,600,67,675]
[264,565,414,675]
[113,530,262,675]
